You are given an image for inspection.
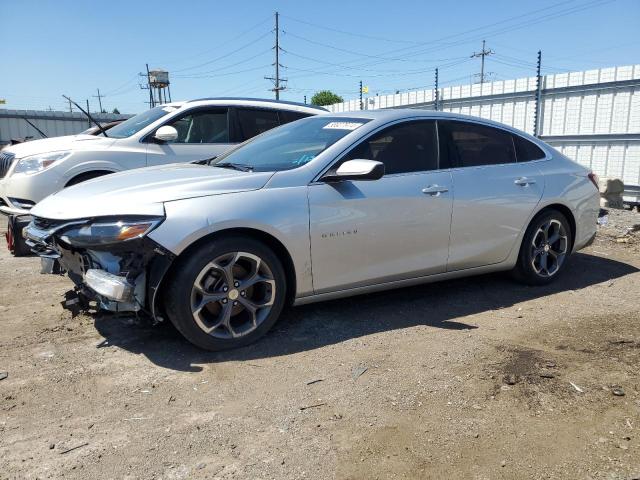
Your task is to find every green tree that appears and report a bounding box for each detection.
[310,90,343,106]
[112,107,120,114]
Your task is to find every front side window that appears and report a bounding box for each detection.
[439,121,516,168]
[237,108,280,141]
[166,109,230,144]
[212,116,370,172]
[107,106,176,138]
[341,120,438,175]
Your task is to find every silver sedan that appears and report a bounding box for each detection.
[26,110,600,351]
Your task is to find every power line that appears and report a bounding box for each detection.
[285,0,614,79]
[172,64,272,80]
[282,48,467,73]
[172,30,272,73]
[280,14,423,45]
[173,48,272,78]
[154,16,272,67]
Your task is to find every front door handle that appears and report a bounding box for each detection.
[514,177,536,186]
[422,185,449,195]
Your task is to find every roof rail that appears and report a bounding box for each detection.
[187,97,328,111]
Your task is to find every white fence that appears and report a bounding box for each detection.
[0,109,131,146]
[328,65,640,186]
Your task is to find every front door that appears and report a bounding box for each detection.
[308,120,453,293]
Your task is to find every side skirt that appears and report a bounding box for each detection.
[293,262,514,306]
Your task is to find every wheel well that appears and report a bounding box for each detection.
[534,203,576,251]
[65,170,114,187]
[165,227,297,305]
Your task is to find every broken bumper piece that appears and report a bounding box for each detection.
[84,269,134,302]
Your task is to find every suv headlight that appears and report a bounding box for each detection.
[59,217,164,247]
[13,151,72,175]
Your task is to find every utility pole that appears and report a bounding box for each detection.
[359,80,363,110]
[434,68,439,111]
[265,12,286,99]
[533,50,543,138]
[68,98,73,113]
[304,95,307,104]
[93,88,104,113]
[471,40,493,83]
[86,99,91,126]
[146,63,154,107]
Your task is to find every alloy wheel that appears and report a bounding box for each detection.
[530,219,568,277]
[190,251,276,339]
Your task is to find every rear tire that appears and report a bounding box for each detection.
[164,236,287,351]
[513,210,572,286]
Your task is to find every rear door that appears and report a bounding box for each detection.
[145,107,233,165]
[440,120,545,271]
[308,120,453,293]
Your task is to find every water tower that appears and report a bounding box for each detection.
[148,69,171,105]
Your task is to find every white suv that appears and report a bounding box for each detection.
[0,98,325,216]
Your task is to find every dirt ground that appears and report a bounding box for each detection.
[0,210,639,480]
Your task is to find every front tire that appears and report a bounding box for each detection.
[164,236,287,351]
[513,210,572,285]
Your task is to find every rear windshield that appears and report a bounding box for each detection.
[213,116,370,172]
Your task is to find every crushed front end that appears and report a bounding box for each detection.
[24,215,175,317]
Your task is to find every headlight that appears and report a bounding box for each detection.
[12,151,72,175]
[59,217,164,247]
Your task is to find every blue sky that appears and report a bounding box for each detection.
[1,0,638,113]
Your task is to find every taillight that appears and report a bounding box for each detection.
[588,172,599,190]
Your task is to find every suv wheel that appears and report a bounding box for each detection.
[513,210,572,285]
[165,236,286,351]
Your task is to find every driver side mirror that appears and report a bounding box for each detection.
[153,125,178,143]
[321,159,385,182]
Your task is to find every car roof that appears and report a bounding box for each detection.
[325,109,541,139]
[183,97,328,113]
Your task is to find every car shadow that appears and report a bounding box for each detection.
[93,252,638,372]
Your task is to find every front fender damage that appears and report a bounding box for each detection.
[39,236,175,319]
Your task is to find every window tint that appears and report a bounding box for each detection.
[439,121,515,167]
[342,120,438,175]
[279,110,312,124]
[237,108,280,141]
[513,135,545,161]
[167,109,229,144]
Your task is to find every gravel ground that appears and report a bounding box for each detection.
[0,210,639,480]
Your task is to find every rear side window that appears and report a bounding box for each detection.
[279,110,312,124]
[513,135,546,161]
[439,121,515,168]
[237,108,280,141]
[342,120,438,175]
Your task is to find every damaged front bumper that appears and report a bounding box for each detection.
[24,218,175,317]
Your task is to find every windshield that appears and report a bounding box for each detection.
[106,105,178,138]
[213,116,370,172]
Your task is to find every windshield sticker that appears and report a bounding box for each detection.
[322,121,364,130]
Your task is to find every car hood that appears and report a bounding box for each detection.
[31,164,275,220]
[3,134,116,158]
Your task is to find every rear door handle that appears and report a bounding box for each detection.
[514,177,536,186]
[422,185,449,195]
